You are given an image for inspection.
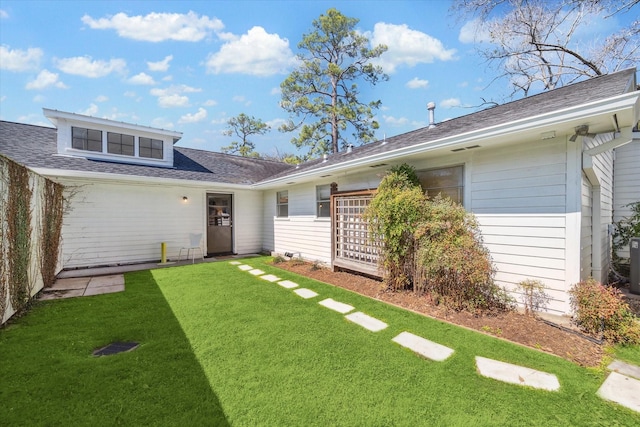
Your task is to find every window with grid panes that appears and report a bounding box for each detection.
[139,137,163,159]
[72,127,102,152]
[107,132,134,156]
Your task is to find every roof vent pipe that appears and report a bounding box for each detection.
[323,153,328,162]
[347,144,353,153]
[427,102,436,129]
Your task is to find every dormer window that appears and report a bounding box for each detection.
[139,137,163,159]
[45,108,182,168]
[72,127,102,152]
[107,132,135,156]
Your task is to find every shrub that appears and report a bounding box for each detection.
[516,279,550,315]
[364,165,426,290]
[413,195,512,312]
[569,278,640,345]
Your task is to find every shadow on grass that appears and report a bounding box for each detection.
[0,270,230,426]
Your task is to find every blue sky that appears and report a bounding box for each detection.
[0,0,634,156]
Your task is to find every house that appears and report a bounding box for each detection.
[1,68,639,316]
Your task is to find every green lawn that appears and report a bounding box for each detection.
[1,256,639,426]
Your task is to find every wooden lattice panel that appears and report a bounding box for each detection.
[332,193,379,275]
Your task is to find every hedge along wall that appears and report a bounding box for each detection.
[1,154,65,325]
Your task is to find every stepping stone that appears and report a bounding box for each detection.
[278,280,299,289]
[608,360,640,381]
[47,277,90,291]
[597,372,640,413]
[294,288,318,299]
[260,274,281,282]
[392,332,454,362]
[345,312,388,332]
[238,264,253,271]
[248,269,265,276]
[319,298,354,314]
[229,261,242,265]
[475,356,560,391]
[84,284,125,296]
[88,275,124,287]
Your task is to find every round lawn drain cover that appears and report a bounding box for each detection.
[93,341,139,356]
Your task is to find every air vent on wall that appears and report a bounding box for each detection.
[369,163,388,168]
[451,145,481,152]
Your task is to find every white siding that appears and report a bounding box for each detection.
[58,178,262,268]
[470,139,572,314]
[613,136,640,260]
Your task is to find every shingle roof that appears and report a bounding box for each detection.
[0,121,293,185]
[1,68,636,186]
[260,67,638,182]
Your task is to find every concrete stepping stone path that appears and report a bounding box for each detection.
[319,298,354,314]
[228,261,242,265]
[294,288,318,299]
[278,280,299,289]
[392,332,454,362]
[597,372,640,413]
[238,264,253,271]
[260,274,281,282]
[248,269,265,276]
[345,312,388,332]
[475,356,560,391]
[607,360,640,380]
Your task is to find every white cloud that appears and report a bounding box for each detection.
[95,95,109,102]
[368,23,456,73]
[459,19,492,44]
[179,107,207,124]
[203,99,217,107]
[127,72,156,85]
[232,95,246,103]
[147,55,173,72]
[406,77,429,89]
[0,46,43,71]
[26,69,68,90]
[0,10,9,19]
[270,87,281,95]
[124,91,137,98]
[152,117,175,129]
[206,26,295,76]
[162,75,173,81]
[55,56,126,78]
[440,98,462,108]
[32,95,44,103]
[383,115,410,126]
[81,11,223,42]
[150,85,200,108]
[0,95,6,102]
[78,103,99,116]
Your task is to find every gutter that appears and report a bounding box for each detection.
[30,167,257,190]
[253,91,640,189]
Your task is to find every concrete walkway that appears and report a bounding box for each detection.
[40,275,125,300]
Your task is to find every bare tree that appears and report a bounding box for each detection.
[452,0,639,96]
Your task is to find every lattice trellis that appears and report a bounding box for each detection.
[332,192,380,275]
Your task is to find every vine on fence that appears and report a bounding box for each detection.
[40,180,65,287]
[0,160,7,322]
[7,158,33,312]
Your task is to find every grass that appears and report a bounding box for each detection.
[1,256,639,425]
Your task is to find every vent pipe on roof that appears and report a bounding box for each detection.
[427,102,436,129]
[323,153,328,162]
[347,144,353,153]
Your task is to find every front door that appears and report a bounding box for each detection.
[207,193,233,255]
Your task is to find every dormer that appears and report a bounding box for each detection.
[43,108,183,168]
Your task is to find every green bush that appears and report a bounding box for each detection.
[569,278,640,345]
[365,164,512,312]
[364,165,427,290]
[413,195,511,312]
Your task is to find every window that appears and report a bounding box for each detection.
[139,137,163,159]
[107,132,134,156]
[417,165,464,204]
[316,185,331,217]
[276,191,288,217]
[72,127,102,152]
